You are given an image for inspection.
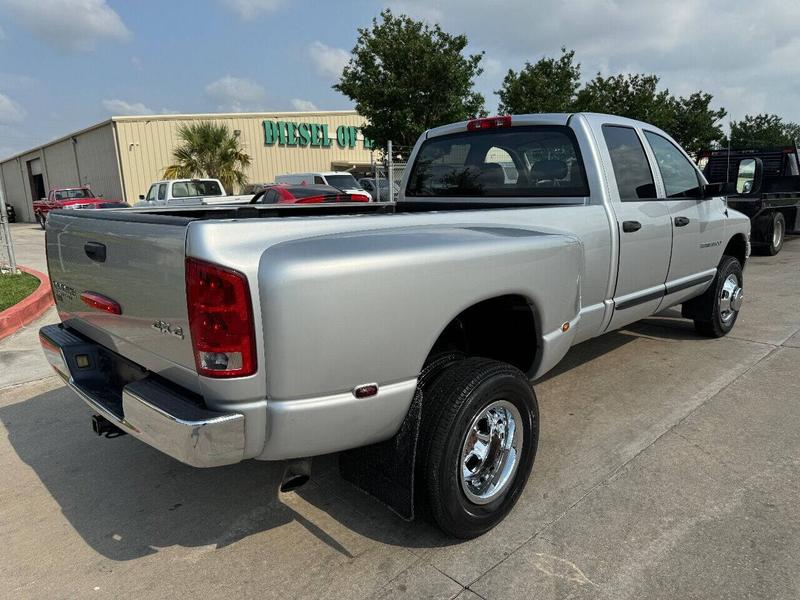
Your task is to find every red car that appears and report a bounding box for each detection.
[33,186,127,229]
[250,184,371,204]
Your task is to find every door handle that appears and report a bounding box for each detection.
[84,242,107,263]
[674,216,690,227]
[622,220,641,233]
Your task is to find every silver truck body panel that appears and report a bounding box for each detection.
[45,216,200,393]
[43,112,751,463]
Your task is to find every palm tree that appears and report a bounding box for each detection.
[163,122,251,193]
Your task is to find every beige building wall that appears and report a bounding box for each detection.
[74,123,123,200]
[1,110,371,220]
[114,111,373,200]
[1,121,122,221]
[1,156,35,222]
[42,139,80,190]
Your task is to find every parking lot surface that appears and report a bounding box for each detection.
[1,225,799,599]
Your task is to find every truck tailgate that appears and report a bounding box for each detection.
[45,211,199,392]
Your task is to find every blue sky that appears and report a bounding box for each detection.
[2,0,800,158]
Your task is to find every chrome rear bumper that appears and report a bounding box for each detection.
[39,324,245,468]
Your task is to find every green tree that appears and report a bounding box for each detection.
[573,72,725,156]
[496,48,580,115]
[669,92,727,156]
[574,73,676,127]
[334,9,485,148]
[163,122,251,193]
[728,114,800,149]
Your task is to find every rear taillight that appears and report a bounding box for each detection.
[467,115,512,131]
[185,258,256,378]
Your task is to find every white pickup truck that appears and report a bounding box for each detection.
[137,178,252,206]
[39,113,749,538]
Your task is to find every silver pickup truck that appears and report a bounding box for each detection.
[39,113,749,538]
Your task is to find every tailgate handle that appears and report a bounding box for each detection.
[84,242,106,263]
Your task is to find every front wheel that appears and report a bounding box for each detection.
[418,358,538,538]
[692,255,744,337]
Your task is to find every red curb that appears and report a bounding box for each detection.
[0,266,55,341]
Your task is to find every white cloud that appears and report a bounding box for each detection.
[1,0,130,51]
[101,99,154,116]
[218,0,284,19]
[309,41,350,79]
[290,98,318,112]
[205,76,268,112]
[0,93,26,123]
[390,0,800,121]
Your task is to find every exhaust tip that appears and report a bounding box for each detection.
[91,414,126,438]
[280,474,310,493]
[280,458,312,493]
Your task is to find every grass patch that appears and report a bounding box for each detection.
[0,272,40,312]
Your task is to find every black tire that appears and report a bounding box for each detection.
[418,357,538,539]
[692,255,743,337]
[36,213,46,230]
[765,211,785,256]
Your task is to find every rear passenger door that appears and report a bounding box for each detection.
[600,125,673,331]
[643,131,726,305]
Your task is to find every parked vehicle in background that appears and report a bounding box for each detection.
[358,177,399,202]
[3,203,15,223]
[275,171,367,197]
[137,178,252,207]
[250,184,370,204]
[39,113,749,539]
[33,186,126,229]
[698,144,800,255]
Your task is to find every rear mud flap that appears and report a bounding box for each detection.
[338,388,422,521]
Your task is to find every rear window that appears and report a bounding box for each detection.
[285,186,337,198]
[405,126,589,199]
[172,180,223,198]
[55,188,94,200]
[325,174,360,189]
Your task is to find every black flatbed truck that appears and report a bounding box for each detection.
[699,144,800,255]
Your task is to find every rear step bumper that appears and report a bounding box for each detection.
[39,324,245,468]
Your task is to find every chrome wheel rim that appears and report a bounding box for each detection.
[460,400,523,505]
[773,218,784,248]
[719,274,743,323]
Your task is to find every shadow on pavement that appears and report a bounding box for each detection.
[0,387,452,561]
[0,312,707,561]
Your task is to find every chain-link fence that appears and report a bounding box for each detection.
[0,184,18,273]
[368,141,412,202]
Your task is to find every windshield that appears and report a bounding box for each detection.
[54,188,94,200]
[172,180,223,198]
[325,174,361,189]
[406,125,589,199]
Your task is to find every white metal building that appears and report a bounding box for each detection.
[0,110,374,222]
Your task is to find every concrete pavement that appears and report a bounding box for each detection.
[1,229,799,599]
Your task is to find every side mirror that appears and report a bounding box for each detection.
[734,157,763,195]
[98,193,104,198]
[138,194,145,200]
[702,181,737,198]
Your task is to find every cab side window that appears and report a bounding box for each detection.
[643,131,701,198]
[602,125,656,201]
[314,176,325,184]
[157,183,167,200]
